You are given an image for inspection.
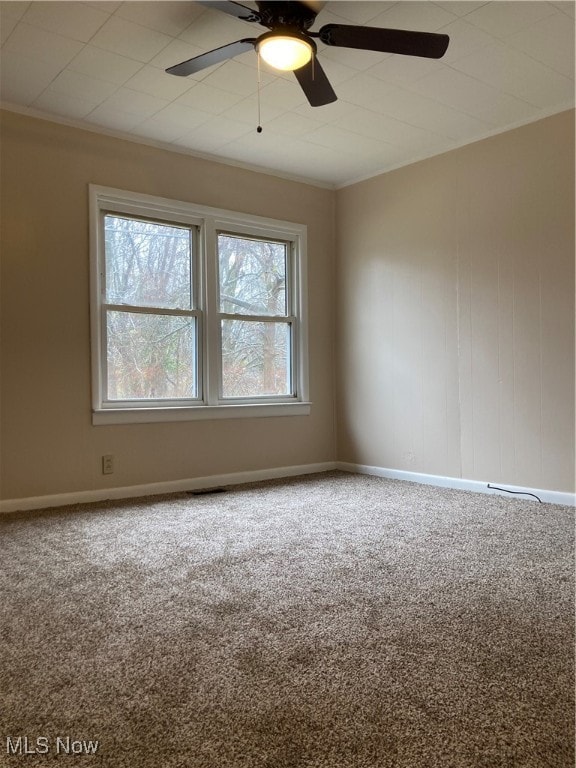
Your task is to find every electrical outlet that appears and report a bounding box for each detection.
[102,454,114,475]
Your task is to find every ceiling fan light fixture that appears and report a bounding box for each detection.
[258,33,313,71]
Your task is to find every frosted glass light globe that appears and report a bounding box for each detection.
[258,36,313,71]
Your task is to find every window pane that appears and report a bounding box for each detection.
[218,234,287,316]
[221,320,291,398]
[105,215,192,310]
[107,311,197,400]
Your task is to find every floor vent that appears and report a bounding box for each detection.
[187,487,227,496]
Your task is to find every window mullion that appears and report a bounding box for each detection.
[203,217,220,406]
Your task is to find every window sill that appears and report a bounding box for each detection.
[92,402,312,425]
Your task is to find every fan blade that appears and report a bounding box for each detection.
[293,58,337,107]
[196,1,261,23]
[166,39,256,76]
[318,24,449,59]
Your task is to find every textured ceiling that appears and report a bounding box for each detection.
[1,1,574,186]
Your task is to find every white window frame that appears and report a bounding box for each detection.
[89,186,310,425]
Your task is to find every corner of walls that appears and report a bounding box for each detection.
[333,110,575,497]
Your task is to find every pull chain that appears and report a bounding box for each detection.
[256,51,263,133]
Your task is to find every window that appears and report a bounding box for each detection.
[218,233,292,399]
[90,186,309,424]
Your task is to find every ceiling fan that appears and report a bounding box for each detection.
[166,1,450,107]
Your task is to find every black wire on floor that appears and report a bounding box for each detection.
[487,483,542,503]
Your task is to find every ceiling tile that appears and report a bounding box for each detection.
[404,99,494,141]
[88,104,144,131]
[308,142,396,185]
[320,2,393,24]
[464,1,557,38]
[33,90,101,119]
[0,50,61,104]
[433,2,492,16]
[174,116,253,153]
[335,73,402,111]
[551,1,575,18]
[0,15,17,44]
[177,81,246,114]
[221,132,342,177]
[292,97,360,123]
[338,80,495,142]
[367,54,447,85]
[178,7,255,51]
[125,65,195,100]
[147,38,206,74]
[292,161,350,186]
[22,1,109,42]
[67,45,143,85]
[408,66,537,124]
[452,41,575,107]
[199,131,275,169]
[144,101,212,130]
[46,69,119,103]
[199,59,273,96]
[90,16,173,62]
[115,1,203,37]
[257,78,308,111]
[321,45,388,72]
[0,2,30,22]
[219,94,285,125]
[303,124,390,155]
[437,19,499,63]
[95,86,169,118]
[260,110,325,138]
[342,138,407,167]
[507,12,575,78]
[317,56,363,86]
[84,2,121,13]
[333,103,461,148]
[370,1,459,32]
[2,21,83,69]
[136,113,210,144]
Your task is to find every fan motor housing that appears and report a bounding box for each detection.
[256,1,317,31]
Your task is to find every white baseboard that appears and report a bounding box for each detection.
[3,460,573,513]
[0,462,338,514]
[336,462,575,507]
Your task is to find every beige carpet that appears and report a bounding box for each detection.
[1,471,573,767]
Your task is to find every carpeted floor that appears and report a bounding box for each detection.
[0,471,573,767]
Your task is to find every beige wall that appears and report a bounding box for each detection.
[0,110,336,500]
[2,108,574,503]
[336,109,575,493]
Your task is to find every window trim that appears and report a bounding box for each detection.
[89,185,310,425]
